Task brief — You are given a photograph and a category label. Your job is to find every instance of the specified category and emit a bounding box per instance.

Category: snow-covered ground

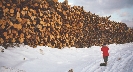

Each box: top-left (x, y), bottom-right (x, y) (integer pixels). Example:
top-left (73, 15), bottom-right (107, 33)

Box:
top-left (0, 43), bottom-right (133, 72)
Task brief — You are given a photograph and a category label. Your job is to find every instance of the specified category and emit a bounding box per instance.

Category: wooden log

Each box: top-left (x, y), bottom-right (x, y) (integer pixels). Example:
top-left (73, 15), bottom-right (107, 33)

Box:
top-left (11, 38), bottom-right (16, 43)
top-left (3, 32), bottom-right (7, 37)
top-left (17, 18), bottom-right (22, 23)
top-left (21, 10), bottom-right (26, 16)
top-left (10, 9), bottom-right (14, 13)
top-left (5, 8), bottom-right (9, 13)
top-left (9, 33), bottom-right (13, 38)
top-left (0, 0), bottom-right (132, 48)
top-left (16, 12), bottom-right (20, 18)
top-left (34, 3), bottom-right (38, 7)
top-left (0, 1), bottom-right (2, 7)
top-left (40, 12), bottom-right (43, 17)
top-left (0, 38), bottom-right (4, 43)
top-left (26, 34), bottom-right (31, 39)
top-left (10, 14), bottom-right (14, 17)
top-left (33, 20), bottom-right (36, 25)
top-left (37, 24), bottom-right (42, 29)
top-left (53, 0), bottom-right (58, 2)
top-left (6, 22), bottom-right (13, 31)
top-left (19, 38), bottom-right (25, 43)
top-left (27, 19), bottom-right (31, 24)
top-left (13, 24), bottom-right (22, 30)
top-left (28, 11), bottom-right (32, 17)
top-left (1, 24), bottom-right (5, 29)
top-left (5, 36), bottom-right (9, 39)
top-left (31, 16), bottom-right (36, 20)
top-left (7, 3), bottom-right (10, 6)
top-left (20, 33), bottom-right (24, 38)
top-left (23, 6), bottom-right (28, 11)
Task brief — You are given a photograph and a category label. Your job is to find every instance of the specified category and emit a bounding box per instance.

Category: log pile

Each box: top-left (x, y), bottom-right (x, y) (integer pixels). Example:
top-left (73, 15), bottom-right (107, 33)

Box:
top-left (0, 0), bottom-right (133, 48)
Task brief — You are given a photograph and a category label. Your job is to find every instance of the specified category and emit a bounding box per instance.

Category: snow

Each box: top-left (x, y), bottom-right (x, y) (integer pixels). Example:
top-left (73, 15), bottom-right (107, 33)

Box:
top-left (0, 43), bottom-right (133, 72)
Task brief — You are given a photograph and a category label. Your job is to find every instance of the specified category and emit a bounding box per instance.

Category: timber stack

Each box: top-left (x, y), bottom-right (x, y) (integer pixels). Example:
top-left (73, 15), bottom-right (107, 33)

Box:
top-left (0, 0), bottom-right (133, 48)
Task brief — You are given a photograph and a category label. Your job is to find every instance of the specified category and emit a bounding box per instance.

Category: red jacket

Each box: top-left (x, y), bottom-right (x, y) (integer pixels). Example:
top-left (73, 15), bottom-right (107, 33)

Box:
top-left (101, 46), bottom-right (109, 57)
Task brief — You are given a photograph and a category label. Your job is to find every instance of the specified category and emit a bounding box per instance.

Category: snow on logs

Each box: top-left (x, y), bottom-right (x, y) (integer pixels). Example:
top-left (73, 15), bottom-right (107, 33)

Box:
top-left (0, 0), bottom-right (133, 48)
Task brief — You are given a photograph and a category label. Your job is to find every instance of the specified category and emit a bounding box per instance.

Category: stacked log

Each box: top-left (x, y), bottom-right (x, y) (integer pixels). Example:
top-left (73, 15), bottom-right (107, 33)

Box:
top-left (0, 0), bottom-right (133, 48)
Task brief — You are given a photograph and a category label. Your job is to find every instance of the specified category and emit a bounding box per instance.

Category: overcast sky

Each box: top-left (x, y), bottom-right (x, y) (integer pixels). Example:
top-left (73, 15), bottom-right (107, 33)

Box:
top-left (58, 0), bottom-right (133, 27)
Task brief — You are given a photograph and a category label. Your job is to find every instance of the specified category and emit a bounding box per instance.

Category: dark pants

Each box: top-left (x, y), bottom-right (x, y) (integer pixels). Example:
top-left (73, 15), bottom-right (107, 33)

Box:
top-left (103, 56), bottom-right (108, 62)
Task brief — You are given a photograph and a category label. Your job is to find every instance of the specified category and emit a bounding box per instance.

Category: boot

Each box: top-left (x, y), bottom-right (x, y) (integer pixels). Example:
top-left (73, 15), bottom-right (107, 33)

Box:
top-left (105, 62), bottom-right (107, 66)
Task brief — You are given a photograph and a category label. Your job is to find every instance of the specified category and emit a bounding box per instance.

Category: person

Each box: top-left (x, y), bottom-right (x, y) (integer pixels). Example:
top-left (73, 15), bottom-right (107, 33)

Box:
top-left (101, 43), bottom-right (109, 65)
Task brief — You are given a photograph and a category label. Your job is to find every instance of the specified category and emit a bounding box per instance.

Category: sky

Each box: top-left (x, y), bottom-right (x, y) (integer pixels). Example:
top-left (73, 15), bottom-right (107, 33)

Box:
top-left (58, 0), bottom-right (133, 27)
